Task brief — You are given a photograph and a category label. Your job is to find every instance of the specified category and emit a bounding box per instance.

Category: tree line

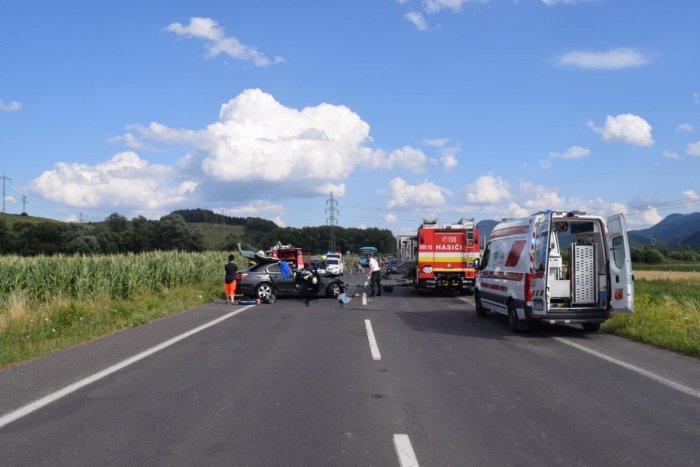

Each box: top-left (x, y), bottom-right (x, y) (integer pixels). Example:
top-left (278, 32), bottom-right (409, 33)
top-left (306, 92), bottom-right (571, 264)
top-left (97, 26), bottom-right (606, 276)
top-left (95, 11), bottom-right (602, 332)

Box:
top-left (0, 213), bottom-right (204, 255)
top-left (0, 209), bottom-right (397, 257)
top-left (631, 244), bottom-right (700, 263)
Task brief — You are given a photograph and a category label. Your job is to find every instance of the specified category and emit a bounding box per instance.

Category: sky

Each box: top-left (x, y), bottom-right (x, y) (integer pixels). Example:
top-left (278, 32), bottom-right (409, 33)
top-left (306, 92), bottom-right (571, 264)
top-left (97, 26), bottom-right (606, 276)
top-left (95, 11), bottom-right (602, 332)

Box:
top-left (1, 0), bottom-right (700, 235)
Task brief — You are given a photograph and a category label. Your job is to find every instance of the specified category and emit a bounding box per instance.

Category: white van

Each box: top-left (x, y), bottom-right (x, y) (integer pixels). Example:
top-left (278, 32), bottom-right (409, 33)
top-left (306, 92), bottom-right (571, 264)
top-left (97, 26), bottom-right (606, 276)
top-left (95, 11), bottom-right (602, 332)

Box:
top-left (325, 253), bottom-right (344, 275)
top-left (474, 211), bottom-right (634, 332)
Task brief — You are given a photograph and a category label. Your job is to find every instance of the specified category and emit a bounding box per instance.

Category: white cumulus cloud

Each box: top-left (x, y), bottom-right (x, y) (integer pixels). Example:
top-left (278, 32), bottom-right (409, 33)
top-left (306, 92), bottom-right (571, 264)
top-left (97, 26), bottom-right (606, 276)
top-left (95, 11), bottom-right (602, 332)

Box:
top-left (387, 177), bottom-right (448, 208)
top-left (225, 200), bottom-right (285, 217)
top-left (541, 146), bottom-right (591, 168)
top-left (683, 190), bottom-right (699, 201)
top-left (166, 17), bottom-right (283, 67)
top-left (423, 0), bottom-right (480, 14)
top-left (465, 175), bottom-right (511, 204)
top-left (0, 100), bottom-right (22, 112)
top-left (29, 152), bottom-right (198, 210)
top-left (588, 114), bottom-right (654, 146)
top-left (686, 140), bottom-right (700, 156)
top-left (640, 206), bottom-right (662, 226)
top-left (542, 0), bottom-right (592, 5)
top-left (676, 123), bottom-right (694, 133)
top-left (405, 11), bottom-right (428, 30)
top-left (519, 182), bottom-right (566, 211)
top-left (132, 89), bottom-right (426, 183)
top-left (558, 48), bottom-right (651, 70)
top-left (385, 213), bottom-right (399, 223)
top-left (662, 149), bottom-right (679, 160)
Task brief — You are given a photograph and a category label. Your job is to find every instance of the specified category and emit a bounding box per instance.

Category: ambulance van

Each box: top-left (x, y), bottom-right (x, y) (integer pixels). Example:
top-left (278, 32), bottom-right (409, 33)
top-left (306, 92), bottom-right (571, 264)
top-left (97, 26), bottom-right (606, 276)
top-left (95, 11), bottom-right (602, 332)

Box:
top-left (474, 211), bottom-right (634, 332)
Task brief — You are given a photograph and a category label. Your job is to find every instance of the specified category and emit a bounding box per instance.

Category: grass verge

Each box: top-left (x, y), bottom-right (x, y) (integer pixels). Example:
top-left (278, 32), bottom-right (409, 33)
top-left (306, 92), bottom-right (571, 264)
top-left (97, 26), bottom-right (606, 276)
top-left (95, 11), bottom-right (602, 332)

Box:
top-left (602, 279), bottom-right (700, 358)
top-left (0, 280), bottom-right (220, 369)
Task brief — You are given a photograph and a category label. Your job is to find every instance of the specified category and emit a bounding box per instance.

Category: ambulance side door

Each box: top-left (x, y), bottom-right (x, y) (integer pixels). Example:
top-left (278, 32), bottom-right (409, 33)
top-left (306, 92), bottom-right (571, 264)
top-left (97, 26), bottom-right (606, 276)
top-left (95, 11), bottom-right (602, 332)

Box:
top-left (531, 214), bottom-right (550, 315)
top-left (607, 214), bottom-right (634, 312)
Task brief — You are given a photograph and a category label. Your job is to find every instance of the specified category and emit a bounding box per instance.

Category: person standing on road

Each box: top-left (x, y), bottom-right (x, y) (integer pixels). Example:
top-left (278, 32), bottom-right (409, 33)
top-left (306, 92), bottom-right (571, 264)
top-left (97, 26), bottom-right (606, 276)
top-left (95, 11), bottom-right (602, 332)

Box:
top-left (295, 265), bottom-right (321, 306)
top-left (367, 252), bottom-right (382, 297)
top-left (225, 254), bottom-right (239, 304)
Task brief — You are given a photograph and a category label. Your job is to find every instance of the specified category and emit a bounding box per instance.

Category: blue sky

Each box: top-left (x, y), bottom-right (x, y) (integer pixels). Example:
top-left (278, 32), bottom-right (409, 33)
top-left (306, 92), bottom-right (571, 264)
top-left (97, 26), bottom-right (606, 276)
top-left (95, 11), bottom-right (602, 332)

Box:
top-left (2, 0), bottom-right (699, 234)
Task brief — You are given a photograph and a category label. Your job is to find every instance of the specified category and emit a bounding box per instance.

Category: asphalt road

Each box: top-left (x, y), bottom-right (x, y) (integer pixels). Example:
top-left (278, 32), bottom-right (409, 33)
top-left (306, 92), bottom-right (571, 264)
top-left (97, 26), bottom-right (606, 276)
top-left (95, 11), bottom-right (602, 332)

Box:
top-left (1, 272), bottom-right (699, 466)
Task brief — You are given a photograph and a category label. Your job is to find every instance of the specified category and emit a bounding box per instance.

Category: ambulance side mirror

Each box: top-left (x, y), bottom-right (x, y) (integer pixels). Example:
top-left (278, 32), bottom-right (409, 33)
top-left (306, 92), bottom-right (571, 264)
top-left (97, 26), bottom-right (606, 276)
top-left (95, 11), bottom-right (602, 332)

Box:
top-left (473, 259), bottom-right (480, 269)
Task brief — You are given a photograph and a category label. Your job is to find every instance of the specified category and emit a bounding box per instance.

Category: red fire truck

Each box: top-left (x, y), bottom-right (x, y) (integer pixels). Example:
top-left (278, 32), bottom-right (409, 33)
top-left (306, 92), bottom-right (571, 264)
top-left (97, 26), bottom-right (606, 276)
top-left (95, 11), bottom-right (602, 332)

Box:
top-left (414, 218), bottom-right (480, 294)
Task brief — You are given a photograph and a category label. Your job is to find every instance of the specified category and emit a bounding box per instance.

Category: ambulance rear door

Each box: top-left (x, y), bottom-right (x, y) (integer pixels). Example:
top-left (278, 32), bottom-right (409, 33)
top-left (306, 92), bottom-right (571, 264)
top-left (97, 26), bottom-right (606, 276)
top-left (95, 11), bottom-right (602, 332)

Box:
top-left (531, 213), bottom-right (550, 316)
top-left (606, 214), bottom-right (634, 312)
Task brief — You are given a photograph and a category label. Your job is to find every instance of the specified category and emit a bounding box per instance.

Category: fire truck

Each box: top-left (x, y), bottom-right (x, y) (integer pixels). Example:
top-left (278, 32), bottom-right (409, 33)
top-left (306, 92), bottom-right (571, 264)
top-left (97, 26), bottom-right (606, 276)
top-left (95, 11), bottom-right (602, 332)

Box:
top-left (413, 218), bottom-right (480, 294)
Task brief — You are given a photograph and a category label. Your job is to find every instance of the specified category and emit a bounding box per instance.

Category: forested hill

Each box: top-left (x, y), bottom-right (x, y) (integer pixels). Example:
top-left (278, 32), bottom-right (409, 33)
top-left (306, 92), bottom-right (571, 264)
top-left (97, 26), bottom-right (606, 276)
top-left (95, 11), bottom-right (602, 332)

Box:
top-left (0, 210), bottom-right (396, 256)
top-left (171, 209), bottom-right (276, 229)
top-left (629, 212), bottom-right (700, 247)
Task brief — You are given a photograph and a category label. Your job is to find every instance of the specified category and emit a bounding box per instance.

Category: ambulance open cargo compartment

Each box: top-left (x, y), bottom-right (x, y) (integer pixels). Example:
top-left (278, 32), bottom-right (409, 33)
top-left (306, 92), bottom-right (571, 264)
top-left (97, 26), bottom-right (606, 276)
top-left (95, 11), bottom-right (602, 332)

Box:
top-left (572, 243), bottom-right (596, 305)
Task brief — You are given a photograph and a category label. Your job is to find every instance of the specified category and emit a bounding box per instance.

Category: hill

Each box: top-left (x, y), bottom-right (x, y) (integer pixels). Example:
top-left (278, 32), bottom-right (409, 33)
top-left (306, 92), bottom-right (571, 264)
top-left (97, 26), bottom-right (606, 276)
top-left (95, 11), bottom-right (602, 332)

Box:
top-left (476, 220), bottom-right (498, 243)
top-left (629, 212), bottom-right (700, 247)
top-left (0, 212), bottom-right (62, 227)
top-left (190, 223), bottom-right (245, 250)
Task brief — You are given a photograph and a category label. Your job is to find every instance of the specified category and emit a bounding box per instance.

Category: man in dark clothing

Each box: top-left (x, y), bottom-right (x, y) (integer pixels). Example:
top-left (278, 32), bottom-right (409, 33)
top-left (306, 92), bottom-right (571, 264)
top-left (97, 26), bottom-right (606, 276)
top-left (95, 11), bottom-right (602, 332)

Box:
top-left (367, 252), bottom-right (382, 297)
top-left (295, 266), bottom-right (321, 306)
top-left (225, 254), bottom-right (239, 304)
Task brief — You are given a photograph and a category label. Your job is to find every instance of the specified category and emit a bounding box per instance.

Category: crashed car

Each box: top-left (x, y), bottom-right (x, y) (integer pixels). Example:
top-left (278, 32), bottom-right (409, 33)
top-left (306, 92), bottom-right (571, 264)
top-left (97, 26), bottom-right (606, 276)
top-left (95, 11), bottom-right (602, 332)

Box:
top-left (236, 259), bottom-right (344, 301)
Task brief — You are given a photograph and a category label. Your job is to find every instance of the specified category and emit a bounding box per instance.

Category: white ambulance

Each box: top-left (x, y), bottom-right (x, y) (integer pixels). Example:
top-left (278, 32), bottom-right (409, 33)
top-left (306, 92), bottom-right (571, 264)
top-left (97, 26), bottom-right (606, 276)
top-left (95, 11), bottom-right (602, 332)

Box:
top-left (474, 210), bottom-right (634, 332)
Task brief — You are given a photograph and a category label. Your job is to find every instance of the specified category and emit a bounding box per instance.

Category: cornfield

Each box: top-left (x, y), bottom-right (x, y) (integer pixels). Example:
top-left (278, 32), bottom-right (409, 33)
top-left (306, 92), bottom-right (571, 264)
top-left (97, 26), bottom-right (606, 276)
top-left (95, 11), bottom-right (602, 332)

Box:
top-left (0, 251), bottom-right (231, 307)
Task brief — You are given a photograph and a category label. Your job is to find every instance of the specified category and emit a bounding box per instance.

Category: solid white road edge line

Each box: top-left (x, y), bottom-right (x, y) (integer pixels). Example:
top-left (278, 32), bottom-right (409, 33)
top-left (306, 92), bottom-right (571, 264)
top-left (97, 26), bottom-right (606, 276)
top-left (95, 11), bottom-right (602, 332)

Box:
top-left (393, 434), bottom-right (420, 467)
top-left (364, 319), bottom-right (381, 361)
top-left (554, 337), bottom-right (700, 399)
top-left (0, 305), bottom-right (255, 430)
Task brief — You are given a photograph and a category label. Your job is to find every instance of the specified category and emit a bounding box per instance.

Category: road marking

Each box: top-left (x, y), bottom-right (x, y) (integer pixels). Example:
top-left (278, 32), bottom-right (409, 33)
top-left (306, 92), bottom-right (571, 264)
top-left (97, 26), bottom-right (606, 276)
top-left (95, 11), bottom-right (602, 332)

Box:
top-left (364, 319), bottom-right (381, 360)
top-left (554, 337), bottom-right (700, 399)
top-left (458, 297), bottom-right (475, 305)
top-left (0, 305), bottom-right (255, 430)
top-left (393, 434), bottom-right (420, 467)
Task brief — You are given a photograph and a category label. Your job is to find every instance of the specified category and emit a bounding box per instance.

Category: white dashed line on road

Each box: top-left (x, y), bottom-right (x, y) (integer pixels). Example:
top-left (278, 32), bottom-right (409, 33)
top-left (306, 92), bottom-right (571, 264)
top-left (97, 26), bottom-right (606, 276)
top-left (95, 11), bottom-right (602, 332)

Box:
top-left (0, 305), bottom-right (255, 430)
top-left (365, 319), bottom-right (382, 361)
top-left (554, 337), bottom-right (700, 399)
top-left (393, 434), bottom-right (420, 467)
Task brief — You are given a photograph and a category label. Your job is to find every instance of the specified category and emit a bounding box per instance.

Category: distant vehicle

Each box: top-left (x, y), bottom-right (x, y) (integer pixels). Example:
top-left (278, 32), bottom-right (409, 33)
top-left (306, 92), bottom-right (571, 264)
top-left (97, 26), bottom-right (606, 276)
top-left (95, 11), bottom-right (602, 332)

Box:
top-left (324, 256), bottom-right (344, 275)
top-left (236, 259), bottom-right (343, 301)
top-left (386, 259), bottom-right (398, 274)
top-left (358, 246), bottom-right (378, 267)
top-left (475, 210), bottom-right (634, 332)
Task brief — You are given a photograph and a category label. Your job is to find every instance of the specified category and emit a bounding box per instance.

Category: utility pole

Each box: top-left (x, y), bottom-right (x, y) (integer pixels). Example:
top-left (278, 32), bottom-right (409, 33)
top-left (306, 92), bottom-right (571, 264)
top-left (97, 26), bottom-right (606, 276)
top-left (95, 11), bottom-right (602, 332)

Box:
top-left (325, 192), bottom-right (339, 252)
top-left (1, 171), bottom-right (10, 213)
top-left (21, 194), bottom-right (27, 215)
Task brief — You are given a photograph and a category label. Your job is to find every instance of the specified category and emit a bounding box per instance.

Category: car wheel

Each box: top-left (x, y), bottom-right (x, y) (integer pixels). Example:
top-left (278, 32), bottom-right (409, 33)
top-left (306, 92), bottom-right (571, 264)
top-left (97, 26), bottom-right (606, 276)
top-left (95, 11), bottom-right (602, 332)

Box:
top-left (582, 323), bottom-right (600, 332)
top-left (255, 283), bottom-right (274, 300)
top-left (327, 282), bottom-right (341, 298)
top-left (475, 292), bottom-right (487, 317)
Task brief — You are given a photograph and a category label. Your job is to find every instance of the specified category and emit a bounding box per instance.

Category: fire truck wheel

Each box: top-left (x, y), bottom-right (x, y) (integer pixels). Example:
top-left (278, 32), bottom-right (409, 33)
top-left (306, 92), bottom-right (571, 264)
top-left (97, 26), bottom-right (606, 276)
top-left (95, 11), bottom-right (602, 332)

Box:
top-left (507, 300), bottom-right (528, 333)
top-left (475, 293), bottom-right (487, 317)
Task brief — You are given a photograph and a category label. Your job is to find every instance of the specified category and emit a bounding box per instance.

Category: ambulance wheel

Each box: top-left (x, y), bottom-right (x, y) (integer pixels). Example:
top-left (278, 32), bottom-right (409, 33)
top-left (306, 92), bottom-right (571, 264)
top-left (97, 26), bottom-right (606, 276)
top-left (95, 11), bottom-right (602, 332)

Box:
top-left (475, 293), bottom-right (487, 317)
top-left (507, 301), bottom-right (528, 333)
top-left (582, 323), bottom-right (600, 332)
